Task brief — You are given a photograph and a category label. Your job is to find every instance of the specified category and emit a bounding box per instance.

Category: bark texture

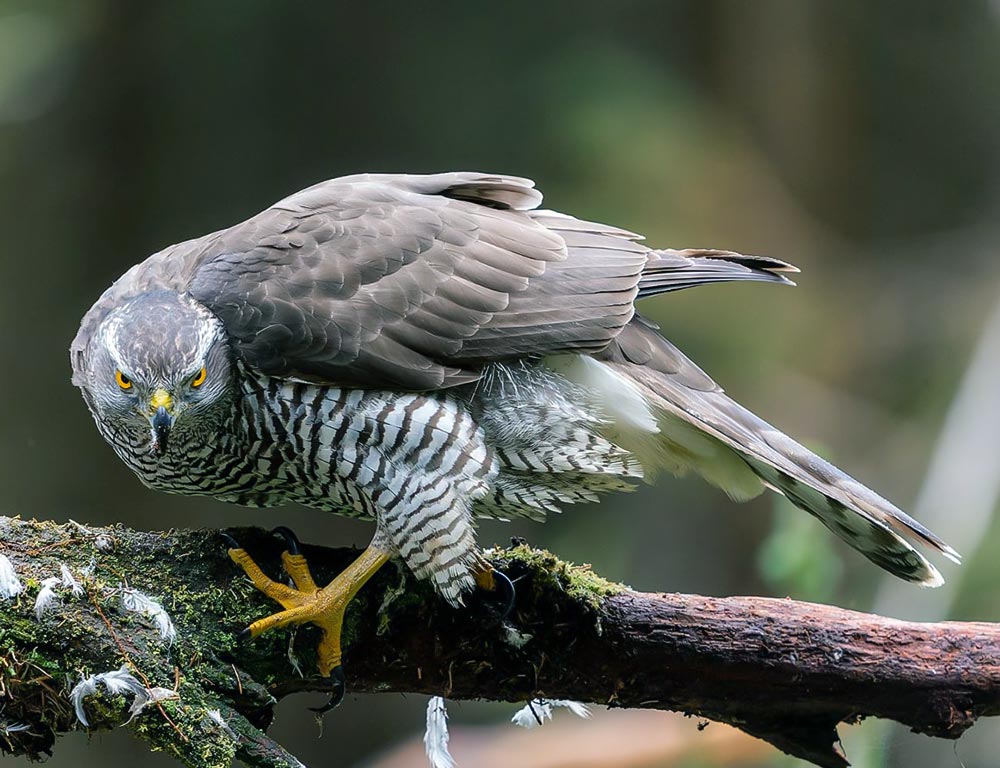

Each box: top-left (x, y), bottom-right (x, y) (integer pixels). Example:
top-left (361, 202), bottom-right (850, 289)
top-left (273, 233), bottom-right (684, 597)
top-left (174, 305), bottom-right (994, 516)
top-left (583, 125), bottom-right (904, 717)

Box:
top-left (0, 516), bottom-right (995, 768)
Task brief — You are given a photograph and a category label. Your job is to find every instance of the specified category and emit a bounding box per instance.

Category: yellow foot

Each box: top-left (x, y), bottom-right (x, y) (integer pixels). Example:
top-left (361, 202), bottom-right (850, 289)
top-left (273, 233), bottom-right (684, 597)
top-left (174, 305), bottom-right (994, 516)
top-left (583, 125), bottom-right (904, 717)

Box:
top-left (472, 560), bottom-right (517, 618)
top-left (473, 563), bottom-right (496, 591)
top-left (221, 528), bottom-right (389, 711)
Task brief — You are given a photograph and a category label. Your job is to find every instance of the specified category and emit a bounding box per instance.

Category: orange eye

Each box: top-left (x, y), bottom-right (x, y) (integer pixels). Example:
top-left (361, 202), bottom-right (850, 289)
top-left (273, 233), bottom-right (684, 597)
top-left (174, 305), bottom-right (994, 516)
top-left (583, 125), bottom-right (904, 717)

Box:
top-left (191, 367), bottom-right (207, 388)
top-left (115, 370), bottom-right (132, 390)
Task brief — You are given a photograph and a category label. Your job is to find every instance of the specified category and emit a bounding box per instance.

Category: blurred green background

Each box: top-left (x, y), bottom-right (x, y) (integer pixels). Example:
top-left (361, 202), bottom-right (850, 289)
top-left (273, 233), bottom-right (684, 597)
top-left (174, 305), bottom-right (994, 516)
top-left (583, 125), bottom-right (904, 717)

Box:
top-left (3, 1), bottom-right (1000, 766)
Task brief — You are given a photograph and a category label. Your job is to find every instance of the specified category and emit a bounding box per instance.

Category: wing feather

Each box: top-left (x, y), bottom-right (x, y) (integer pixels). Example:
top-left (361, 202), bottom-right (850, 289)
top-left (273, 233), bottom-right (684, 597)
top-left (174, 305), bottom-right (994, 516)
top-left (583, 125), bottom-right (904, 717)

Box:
top-left (181, 173), bottom-right (646, 388)
top-left (72, 172), bottom-right (795, 392)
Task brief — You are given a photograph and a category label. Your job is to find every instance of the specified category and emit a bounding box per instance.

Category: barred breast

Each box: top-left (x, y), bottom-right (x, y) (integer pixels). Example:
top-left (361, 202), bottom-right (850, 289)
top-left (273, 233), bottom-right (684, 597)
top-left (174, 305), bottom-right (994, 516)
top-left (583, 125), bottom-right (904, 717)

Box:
top-left (239, 361), bottom-right (641, 602)
top-left (235, 373), bottom-right (494, 601)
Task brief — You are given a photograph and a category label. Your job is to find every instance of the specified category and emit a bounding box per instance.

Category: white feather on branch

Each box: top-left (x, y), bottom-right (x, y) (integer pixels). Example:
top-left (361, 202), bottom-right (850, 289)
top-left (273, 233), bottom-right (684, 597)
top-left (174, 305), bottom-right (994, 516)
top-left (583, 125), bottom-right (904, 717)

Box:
top-left (121, 588), bottom-right (176, 644)
top-left (0, 555), bottom-right (23, 600)
top-left (69, 666), bottom-right (177, 727)
top-left (60, 564), bottom-right (84, 597)
top-left (34, 578), bottom-right (61, 620)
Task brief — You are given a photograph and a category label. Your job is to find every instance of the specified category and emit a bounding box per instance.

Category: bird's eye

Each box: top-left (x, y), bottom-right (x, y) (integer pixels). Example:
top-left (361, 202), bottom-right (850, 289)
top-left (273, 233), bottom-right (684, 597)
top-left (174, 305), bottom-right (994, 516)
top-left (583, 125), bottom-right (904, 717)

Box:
top-left (115, 370), bottom-right (132, 390)
top-left (191, 367), bottom-right (207, 388)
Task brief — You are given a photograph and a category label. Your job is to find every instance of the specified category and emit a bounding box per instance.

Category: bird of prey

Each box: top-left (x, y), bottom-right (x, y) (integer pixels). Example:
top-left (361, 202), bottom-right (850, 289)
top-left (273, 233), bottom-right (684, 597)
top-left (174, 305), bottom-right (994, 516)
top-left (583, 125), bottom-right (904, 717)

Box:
top-left (71, 172), bottom-right (959, 706)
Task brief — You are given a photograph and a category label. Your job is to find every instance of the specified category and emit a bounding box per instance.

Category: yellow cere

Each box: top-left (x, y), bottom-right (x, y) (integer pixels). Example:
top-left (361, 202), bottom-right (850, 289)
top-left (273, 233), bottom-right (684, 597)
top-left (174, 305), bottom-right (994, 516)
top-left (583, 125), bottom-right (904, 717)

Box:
top-left (150, 389), bottom-right (174, 412)
top-left (191, 366), bottom-right (207, 388)
top-left (115, 370), bottom-right (132, 390)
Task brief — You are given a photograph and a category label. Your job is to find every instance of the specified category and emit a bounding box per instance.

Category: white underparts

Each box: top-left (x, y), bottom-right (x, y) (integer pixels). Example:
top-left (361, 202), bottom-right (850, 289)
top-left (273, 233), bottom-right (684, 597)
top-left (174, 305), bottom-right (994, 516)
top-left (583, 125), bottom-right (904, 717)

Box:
top-left (547, 355), bottom-right (767, 501)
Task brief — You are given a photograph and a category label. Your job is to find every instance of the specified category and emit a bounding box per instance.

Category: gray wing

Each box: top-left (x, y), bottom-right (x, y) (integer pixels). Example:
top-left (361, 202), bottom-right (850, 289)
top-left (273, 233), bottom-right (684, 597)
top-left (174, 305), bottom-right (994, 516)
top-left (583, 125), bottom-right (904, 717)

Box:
top-left (72, 172), bottom-right (793, 391)
top-left (189, 172), bottom-right (657, 389)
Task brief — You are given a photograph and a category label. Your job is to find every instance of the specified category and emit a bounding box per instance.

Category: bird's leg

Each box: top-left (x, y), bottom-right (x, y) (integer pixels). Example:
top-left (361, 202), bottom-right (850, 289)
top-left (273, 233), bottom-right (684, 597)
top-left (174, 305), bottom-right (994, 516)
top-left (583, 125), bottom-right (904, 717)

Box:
top-left (472, 561), bottom-right (517, 619)
top-left (223, 530), bottom-right (389, 709)
top-left (473, 565), bottom-right (496, 591)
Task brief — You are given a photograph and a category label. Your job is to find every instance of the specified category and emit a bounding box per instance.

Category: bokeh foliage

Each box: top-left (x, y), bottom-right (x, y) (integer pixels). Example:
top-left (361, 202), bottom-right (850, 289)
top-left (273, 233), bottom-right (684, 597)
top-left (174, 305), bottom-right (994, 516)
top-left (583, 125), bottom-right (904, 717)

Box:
top-left (2, 2), bottom-right (1000, 766)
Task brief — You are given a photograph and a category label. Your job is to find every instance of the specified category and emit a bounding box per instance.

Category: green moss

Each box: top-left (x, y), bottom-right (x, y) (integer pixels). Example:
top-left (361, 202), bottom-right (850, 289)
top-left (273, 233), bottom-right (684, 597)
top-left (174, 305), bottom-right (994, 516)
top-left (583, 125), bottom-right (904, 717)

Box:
top-left (499, 545), bottom-right (626, 610)
top-left (374, 565), bottom-right (424, 637)
top-left (0, 518), bottom-right (638, 767)
top-left (132, 699), bottom-right (238, 767)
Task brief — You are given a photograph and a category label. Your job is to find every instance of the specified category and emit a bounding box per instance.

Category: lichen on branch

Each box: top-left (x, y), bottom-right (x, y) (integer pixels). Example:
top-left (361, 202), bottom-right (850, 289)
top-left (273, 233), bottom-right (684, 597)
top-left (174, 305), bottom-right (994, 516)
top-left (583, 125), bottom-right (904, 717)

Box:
top-left (0, 515), bottom-right (997, 768)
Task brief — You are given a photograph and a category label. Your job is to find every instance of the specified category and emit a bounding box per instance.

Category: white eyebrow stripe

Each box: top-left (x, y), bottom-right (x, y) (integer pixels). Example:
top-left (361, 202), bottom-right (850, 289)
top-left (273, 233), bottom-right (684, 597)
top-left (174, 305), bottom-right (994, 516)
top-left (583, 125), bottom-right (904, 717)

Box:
top-left (101, 313), bottom-right (131, 376)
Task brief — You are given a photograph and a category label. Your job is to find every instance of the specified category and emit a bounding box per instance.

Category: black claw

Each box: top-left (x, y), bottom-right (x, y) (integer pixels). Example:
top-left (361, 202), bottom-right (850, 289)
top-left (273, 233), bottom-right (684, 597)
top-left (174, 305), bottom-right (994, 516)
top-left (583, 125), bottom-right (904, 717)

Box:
top-left (220, 531), bottom-right (241, 550)
top-left (309, 666), bottom-right (346, 714)
top-left (237, 627), bottom-right (251, 641)
top-left (492, 569), bottom-right (516, 620)
top-left (271, 526), bottom-right (302, 555)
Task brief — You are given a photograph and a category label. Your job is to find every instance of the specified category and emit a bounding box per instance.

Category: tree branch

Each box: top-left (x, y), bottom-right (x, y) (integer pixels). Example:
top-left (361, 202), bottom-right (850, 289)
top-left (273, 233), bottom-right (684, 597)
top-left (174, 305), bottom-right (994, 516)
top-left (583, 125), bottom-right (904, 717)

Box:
top-left (0, 516), bottom-right (996, 768)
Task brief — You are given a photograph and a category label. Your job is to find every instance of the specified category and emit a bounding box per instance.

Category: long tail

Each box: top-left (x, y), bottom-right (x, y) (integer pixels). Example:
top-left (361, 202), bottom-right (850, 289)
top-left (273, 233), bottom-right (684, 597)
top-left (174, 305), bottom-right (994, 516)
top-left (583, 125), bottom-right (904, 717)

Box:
top-left (589, 318), bottom-right (960, 586)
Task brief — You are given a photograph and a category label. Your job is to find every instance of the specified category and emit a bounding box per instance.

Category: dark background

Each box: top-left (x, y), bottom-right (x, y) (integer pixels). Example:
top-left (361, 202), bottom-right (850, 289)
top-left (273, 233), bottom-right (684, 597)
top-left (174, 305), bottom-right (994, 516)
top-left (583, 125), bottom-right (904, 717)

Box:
top-left (2, 2), bottom-right (1000, 767)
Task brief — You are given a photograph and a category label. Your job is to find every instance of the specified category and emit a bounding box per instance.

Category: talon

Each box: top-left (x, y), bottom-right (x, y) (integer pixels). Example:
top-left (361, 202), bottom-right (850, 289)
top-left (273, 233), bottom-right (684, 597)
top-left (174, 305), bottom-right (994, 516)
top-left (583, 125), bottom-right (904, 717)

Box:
top-left (492, 569), bottom-right (516, 620)
top-left (271, 526), bottom-right (302, 555)
top-left (227, 542), bottom-right (389, 693)
top-left (309, 666), bottom-right (346, 714)
top-left (220, 531), bottom-right (241, 550)
top-left (237, 627), bottom-right (252, 641)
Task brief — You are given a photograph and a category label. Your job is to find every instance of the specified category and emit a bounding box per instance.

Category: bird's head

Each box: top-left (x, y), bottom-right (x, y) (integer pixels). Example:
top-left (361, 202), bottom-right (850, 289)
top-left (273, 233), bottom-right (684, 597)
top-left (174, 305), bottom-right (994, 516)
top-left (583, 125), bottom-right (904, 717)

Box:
top-left (80, 290), bottom-right (234, 457)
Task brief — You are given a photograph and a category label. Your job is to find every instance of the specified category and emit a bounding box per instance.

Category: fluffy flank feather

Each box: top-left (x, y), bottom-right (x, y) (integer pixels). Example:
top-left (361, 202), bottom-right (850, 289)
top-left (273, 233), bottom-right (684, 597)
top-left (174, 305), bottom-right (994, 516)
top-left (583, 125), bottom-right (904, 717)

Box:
top-left (466, 361), bottom-right (645, 521)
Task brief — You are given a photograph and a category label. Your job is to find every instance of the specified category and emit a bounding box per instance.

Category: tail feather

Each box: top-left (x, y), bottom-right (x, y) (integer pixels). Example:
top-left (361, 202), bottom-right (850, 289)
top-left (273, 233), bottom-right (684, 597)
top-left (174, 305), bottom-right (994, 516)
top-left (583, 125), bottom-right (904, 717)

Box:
top-left (591, 320), bottom-right (959, 587)
top-left (638, 249), bottom-right (799, 298)
top-left (633, 364), bottom-right (957, 585)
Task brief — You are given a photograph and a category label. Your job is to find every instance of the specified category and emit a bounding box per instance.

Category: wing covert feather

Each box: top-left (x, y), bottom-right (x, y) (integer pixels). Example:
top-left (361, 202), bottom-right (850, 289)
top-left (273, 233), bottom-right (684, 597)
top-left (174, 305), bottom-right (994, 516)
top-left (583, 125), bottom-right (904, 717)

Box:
top-left (184, 173), bottom-right (647, 389)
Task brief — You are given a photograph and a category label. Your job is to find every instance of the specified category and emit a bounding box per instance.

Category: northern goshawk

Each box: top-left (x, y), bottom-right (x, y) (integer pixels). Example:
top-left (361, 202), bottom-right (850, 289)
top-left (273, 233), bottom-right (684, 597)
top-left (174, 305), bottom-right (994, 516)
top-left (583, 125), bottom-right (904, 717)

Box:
top-left (71, 172), bottom-right (958, 705)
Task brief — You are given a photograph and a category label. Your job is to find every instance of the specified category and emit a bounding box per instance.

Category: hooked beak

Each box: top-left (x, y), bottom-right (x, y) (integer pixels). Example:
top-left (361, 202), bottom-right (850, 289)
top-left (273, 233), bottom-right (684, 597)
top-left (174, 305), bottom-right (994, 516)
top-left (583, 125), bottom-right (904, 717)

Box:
top-left (149, 389), bottom-right (174, 456)
top-left (151, 407), bottom-right (173, 456)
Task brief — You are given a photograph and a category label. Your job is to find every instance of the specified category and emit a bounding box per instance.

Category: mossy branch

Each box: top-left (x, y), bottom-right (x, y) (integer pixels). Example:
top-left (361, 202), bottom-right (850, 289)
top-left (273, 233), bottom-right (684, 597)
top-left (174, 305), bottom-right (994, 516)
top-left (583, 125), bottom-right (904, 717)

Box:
top-left (0, 516), bottom-right (997, 768)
